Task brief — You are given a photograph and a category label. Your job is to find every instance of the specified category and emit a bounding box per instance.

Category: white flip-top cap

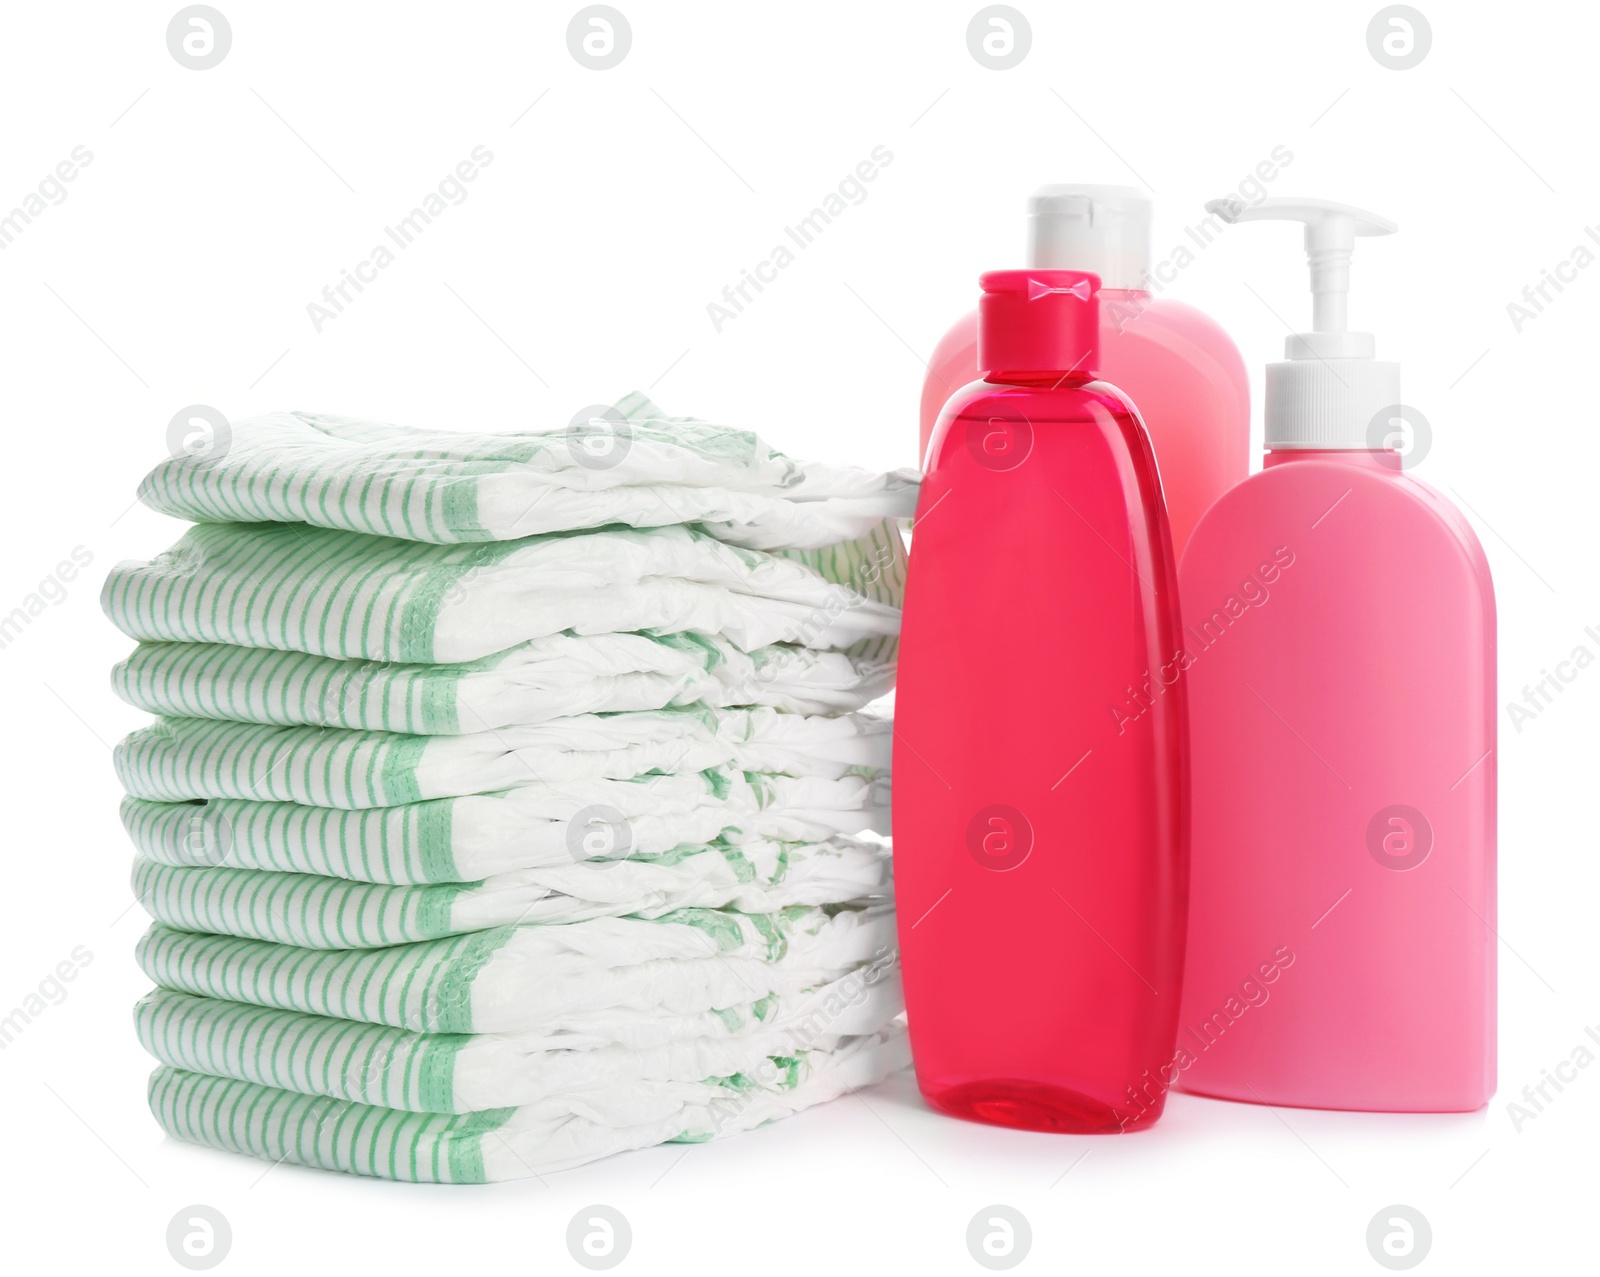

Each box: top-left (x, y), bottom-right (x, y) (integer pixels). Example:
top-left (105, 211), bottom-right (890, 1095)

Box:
top-left (1028, 185), bottom-right (1151, 290)
top-left (1206, 195), bottom-right (1400, 450)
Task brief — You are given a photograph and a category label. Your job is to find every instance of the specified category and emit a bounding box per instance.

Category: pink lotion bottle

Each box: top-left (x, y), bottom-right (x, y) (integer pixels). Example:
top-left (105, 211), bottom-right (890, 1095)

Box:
top-left (1176, 198), bottom-right (1496, 1112)
top-left (920, 185), bottom-right (1249, 559)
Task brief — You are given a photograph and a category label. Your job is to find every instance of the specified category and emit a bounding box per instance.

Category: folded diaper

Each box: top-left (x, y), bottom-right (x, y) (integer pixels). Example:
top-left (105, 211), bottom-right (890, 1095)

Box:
top-left (148, 1022), bottom-right (910, 1182)
top-left (131, 834), bottom-right (892, 946)
top-left (136, 904), bottom-right (895, 1033)
top-left (114, 707), bottom-right (891, 808)
top-left (136, 961), bottom-right (902, 1111)
top-left (137, 392), bottom-right (920, 551)
top-left (102, 519), bottom-right (904, 664)
top-left (121, 769), bottom-right (889, 883)
top-left (145, 945), bottom-right (896, 1064)
top-left (112, 633), bottom-right (893, 734)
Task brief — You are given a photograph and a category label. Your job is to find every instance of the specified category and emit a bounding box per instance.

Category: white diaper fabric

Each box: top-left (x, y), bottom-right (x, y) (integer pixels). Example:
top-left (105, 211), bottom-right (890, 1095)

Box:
top-left (139, 392), bottom-right (920, 550)
top-left (132, 835), bottom-right (893, 946)
top-left (149, 1023), bottom-right (910, 1183)
top-left (112, 633), bottom-right (893, 733)
top-left (114, 707), bottom-right (891, 807)
top-left (122, 770), bottom-right (890, 884)
top-left (136, 904), bottom-right (896, 1033)
top-left (138, 963), bottom-right (903, 1112)
top-left (103, 520), bottom-right (904, 664)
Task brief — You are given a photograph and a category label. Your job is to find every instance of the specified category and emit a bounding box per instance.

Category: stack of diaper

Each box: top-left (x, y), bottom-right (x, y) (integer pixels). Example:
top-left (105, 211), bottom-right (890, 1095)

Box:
top-left (105, 394), bottom-right (918, 1182)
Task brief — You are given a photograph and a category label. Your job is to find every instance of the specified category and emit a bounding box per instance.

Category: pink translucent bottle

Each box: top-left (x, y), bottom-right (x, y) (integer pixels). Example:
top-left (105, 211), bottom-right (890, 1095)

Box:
top-left (1176, 198), bottom-right (1496, 1111)
top-left (919, 186), bottom-right (1249, 560)
top-left (894, 270), bottom-right (1189, 1134)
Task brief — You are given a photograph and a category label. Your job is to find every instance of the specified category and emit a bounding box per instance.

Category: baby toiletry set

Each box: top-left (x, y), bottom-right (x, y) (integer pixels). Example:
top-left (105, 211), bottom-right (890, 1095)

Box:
top-left (896, 189), bottom-right (1496, 1130)
top-left (109, 184), bottom-right (1496, 1180)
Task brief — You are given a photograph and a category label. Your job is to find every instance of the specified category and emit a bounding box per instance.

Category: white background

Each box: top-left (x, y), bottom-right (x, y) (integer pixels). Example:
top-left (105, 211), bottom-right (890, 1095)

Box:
top-left (1, 0), bottom-right (1595, 1272)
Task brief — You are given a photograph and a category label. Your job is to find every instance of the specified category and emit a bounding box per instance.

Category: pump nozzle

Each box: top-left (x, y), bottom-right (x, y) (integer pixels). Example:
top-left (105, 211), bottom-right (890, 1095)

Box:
top-left (1206, 196), bottom-right (1395, 355)
top-left (1206, 195), bottom-right (1401, 450)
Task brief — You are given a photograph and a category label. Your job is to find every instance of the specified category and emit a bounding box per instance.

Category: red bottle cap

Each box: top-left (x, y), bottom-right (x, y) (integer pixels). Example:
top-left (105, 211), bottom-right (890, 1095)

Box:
top-left (977, 269), bottom-right (1100, 378)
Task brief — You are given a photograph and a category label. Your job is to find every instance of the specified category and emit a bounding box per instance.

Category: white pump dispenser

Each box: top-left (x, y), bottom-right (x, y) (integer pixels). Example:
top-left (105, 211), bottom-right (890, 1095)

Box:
top-left (1206, 196), bottom-right (1399, 450)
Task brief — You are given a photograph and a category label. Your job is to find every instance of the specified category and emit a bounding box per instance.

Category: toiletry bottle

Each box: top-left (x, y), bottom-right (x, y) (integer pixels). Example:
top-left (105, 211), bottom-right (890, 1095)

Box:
top-left (1176, 198), bottom-right (1496, 1112)
top-left (919, 186), bottom-right (1250, 559)
top-left (895, 270), bottom-right (1189, 1134)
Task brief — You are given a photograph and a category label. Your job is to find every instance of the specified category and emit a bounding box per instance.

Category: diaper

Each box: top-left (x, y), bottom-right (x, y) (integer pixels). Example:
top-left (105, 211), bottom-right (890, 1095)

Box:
top-left (120, 769), bottom-right (890, 883)
top-left (135, 904), bottom-right (896, 1033)
top-left (131, 835), bottom-right (893, 947)
top-left (136, 956), bottom-right (901, 1111)
top-left (112, 633), bottom-right (895, 733)
top-left (147, 1022), bottom-right (911, 1182)
top-left (148, 950), bottom-right (898, 1062)
top-left (138, 392), bottom-right (920, 551)
top-left (114, 707), bottom-right (892, 808)
top-left (102, 520), bottom-right (904, 664)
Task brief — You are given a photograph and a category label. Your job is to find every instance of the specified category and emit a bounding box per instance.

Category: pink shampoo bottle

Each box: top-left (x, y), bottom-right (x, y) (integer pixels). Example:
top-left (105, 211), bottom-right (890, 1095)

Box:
top-left (919, 186), bottom-right (1250, 559)
top-left (895, 270), bottom-right (1188, 1134)
top-left (1176, 198), bottom-right (1496, 1112)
